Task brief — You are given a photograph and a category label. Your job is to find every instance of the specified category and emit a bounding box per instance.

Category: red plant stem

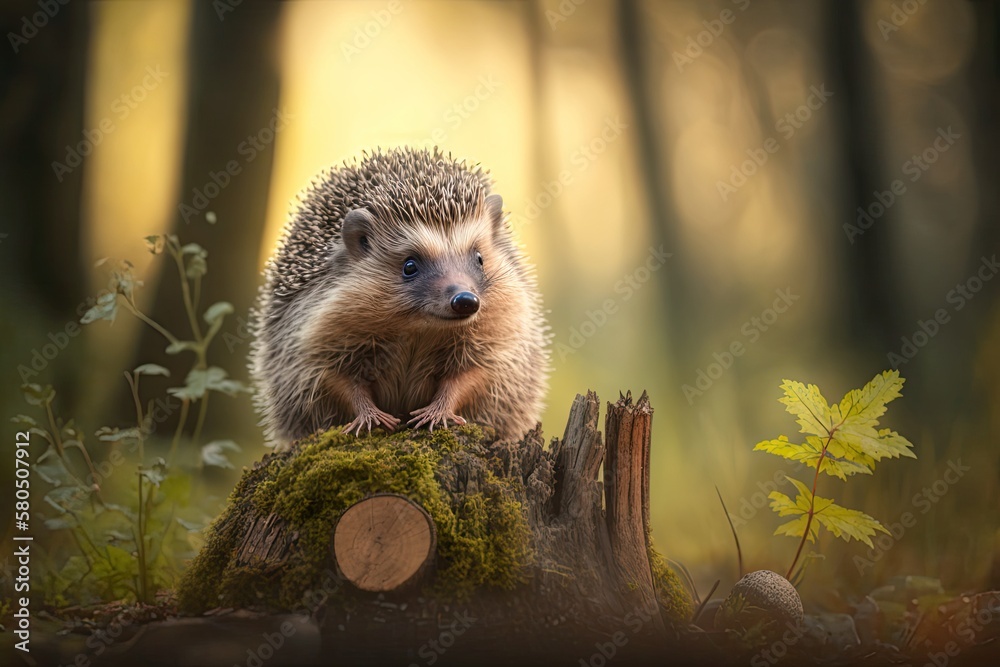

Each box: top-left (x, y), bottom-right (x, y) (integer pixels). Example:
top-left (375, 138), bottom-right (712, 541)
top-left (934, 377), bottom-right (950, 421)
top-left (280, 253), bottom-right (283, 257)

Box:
top-left (785, 432), bottom-right (835, 580)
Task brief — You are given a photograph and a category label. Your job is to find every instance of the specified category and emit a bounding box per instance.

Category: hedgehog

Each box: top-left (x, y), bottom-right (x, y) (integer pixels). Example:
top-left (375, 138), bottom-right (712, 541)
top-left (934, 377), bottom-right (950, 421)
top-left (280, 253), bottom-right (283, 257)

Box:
top-left (250, 147), bottom-right (550, 448)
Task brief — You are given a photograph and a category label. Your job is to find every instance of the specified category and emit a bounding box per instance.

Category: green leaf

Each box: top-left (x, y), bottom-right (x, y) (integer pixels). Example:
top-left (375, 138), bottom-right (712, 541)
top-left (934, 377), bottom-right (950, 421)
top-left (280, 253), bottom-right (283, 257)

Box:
top-left (830, 425), bottom-right (915, 466)
top-left (168, 367), bottom-right (250, 401)
top-left (182, 243), bottom-right (209, 279)
top-left (28, 426), bottom-right (53, 445)
top-left (11, 414), bottom-right (38, 427)
top-left (201, 440), bottom-right (241, 469)
top-left (97, 503), bottom-right (136, 521)
top-left (753, 435), bottom-right (800, 458)
top-left (22, 383), bottom-right (55, 406)
top-left (110, 261), bottom-right (143, 300)
top-left (62, 439), bottom-right (89, 456)
top-left (773, 513), bottom-right (821, 544)
top-left (34, 455), bottom-right (75, 487)
top-left (61, 420), bottom-right (83, 443)
top-left (768, 477), bottom-right (888, 548)
top-left (760, 371), bottom-right (915, 476)
top-left (755, 435), bottom-right (872, 480)
top-left (141, 459), bottom-right (168, 486)
top-left (186, 254), bottom-right (207, 279)
top-left (816, 371), bottom-right (914, 467)
top-left (104, 529), bottom-right (133, 544)
top-left (203, 301), bottom-right (233, 326)
top-left (176, 517), bottom-right (204, 532)
top-left (769, 477), bottom-right (828, 544)
top-left (778, 379), bottom-right (835, 437)
top-left (835, 370), bottom-right (904, 425)
top-left (45, 485), bottom-right (88, 508)
top-left (95, 426), bottom-right (142, 443)
top-left (812, 501), bottom-right (889, 548)
top-left (165, 340), bottom-right (199, 355)
top-left (81, 292), bottom-right (119, 324)
top-left (145, 235), bottom-right (164, 254)
top-left (180, 242), bottom-right (206, 256)
top-left (45, 515), bottom-right (79, 530)
top-left (134, 363), bottom-right (170, 377)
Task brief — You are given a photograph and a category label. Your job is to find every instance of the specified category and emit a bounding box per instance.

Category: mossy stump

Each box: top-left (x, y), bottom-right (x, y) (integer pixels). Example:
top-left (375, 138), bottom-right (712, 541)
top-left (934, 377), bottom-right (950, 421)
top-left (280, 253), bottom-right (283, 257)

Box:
top-left (178, 390), bottom-right (692, 665)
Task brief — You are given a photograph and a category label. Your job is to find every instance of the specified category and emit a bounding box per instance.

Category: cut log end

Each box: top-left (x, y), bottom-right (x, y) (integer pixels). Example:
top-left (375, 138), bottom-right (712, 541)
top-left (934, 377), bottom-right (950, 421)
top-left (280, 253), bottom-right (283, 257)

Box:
top-left (332, 494), bottom-right (436, 593)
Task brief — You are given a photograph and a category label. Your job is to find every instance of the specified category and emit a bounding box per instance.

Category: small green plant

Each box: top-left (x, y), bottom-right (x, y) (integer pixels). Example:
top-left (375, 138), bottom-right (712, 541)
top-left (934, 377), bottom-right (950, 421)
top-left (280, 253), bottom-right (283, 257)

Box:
top-left (81, 233), bottom-right (250, 455)
top-left (754, 370), bottom-right (916, 580)
top-left (14, 381), bottom-right (186, 604)
top-left (12, 229), bottom-right (250, 605)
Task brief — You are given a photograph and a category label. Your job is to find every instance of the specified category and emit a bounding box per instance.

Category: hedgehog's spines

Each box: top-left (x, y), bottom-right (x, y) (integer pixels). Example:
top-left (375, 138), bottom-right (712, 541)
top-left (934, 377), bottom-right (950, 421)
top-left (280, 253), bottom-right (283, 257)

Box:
top-left (251, 146), bottom-right (549, 447)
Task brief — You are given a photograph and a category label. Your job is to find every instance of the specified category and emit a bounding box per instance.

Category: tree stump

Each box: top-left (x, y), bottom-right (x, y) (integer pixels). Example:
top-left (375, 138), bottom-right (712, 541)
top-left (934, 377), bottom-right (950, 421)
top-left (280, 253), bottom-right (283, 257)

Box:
top-left (178, 390), bottom-right (694, 665)
top-left (332, 493), bottom-right (436, 592)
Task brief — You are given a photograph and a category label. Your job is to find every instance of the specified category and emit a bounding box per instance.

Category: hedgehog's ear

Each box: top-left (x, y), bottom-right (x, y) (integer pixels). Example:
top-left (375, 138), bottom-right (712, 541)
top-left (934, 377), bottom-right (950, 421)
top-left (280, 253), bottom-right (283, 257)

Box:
top-left (341, 208), bottom-right (375, 260)
top-left (484, 194), bottom-right (504, 232)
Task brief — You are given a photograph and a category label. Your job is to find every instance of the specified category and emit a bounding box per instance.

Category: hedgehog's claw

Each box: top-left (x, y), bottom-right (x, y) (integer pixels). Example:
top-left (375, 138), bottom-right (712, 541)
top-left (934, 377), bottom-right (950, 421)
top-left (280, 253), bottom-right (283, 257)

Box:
top-left (344, 407), bottom-right (399, 437)
top-left (408, 405), bottom-right (466, 432)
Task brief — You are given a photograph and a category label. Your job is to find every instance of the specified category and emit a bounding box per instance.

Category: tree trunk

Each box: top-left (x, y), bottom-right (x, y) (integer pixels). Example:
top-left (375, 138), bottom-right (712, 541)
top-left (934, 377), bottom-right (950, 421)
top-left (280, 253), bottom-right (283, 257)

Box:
top-left (0, 0), bottom-right (90, 406)
top-left (118, 0), bottom-right (283, 442)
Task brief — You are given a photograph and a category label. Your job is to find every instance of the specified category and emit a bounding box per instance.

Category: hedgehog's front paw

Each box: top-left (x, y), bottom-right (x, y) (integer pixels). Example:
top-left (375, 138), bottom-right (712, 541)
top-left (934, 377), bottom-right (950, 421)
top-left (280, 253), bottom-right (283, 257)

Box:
top-left (344, 406), bottom-right (400, 436)
top-left (408, 403), bottom-right (467, 432)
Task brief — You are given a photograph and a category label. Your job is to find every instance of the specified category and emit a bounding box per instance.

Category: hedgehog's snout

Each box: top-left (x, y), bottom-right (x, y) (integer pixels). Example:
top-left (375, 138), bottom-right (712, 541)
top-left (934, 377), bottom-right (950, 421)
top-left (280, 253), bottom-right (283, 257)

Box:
top-left (450, 291), bottom-right (480, 317)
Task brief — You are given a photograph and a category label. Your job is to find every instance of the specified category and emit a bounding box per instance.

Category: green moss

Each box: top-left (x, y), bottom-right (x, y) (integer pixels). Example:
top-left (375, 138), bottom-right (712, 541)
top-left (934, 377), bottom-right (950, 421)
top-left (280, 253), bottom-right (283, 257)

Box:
top-left (647, 545), bottom-right (693, 622)
top-left (178, 425), bottom-right (532, 612)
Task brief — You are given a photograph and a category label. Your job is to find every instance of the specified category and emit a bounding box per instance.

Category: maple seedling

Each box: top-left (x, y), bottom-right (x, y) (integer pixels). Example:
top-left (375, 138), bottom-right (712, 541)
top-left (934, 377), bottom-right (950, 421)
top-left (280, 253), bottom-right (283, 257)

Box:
top-left (754, 370), bottom-right (916, 580)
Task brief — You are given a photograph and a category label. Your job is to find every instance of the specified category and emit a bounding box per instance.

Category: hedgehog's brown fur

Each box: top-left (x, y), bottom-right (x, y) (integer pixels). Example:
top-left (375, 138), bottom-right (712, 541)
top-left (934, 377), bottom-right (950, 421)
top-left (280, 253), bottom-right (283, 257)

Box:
top-left (250, 147), bottom-right (550, 447)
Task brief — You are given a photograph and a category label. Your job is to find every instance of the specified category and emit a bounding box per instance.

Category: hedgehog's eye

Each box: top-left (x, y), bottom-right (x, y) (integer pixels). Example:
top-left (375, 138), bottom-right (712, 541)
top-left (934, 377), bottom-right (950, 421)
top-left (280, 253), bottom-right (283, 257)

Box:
top-left (475, 251), bottom-right (483, 267)
top-left (359, 236), bottom-right (370, 252)
top-left (402, 258), bottom-right (419, 278)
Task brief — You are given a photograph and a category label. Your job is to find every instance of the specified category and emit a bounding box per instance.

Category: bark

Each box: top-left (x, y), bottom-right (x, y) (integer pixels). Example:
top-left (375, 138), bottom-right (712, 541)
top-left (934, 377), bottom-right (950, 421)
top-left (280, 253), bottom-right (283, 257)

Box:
top-left (227, 390), bottom-right (685, 663)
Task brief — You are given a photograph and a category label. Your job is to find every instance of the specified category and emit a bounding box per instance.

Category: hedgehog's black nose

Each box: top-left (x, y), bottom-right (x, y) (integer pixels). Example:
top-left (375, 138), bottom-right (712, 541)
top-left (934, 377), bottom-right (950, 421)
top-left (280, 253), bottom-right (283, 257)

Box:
top-left (450, 291), bottom-right (480, 316)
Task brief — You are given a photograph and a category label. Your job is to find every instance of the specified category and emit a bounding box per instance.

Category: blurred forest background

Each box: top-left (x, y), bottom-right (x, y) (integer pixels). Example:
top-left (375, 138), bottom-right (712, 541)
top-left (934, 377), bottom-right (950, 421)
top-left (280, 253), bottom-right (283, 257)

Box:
top-left (1, 0), bottom-right (998, 605)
